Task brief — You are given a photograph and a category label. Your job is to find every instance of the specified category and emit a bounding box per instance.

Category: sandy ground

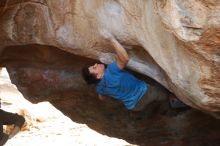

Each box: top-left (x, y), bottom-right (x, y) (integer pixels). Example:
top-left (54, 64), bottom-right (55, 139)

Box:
top-left (0, 68), bottom-right (135, 146)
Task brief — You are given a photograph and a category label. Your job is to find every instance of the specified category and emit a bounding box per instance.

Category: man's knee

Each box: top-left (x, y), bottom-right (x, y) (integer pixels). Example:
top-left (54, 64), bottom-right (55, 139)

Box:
top-left (19, 115), bottom-right (25, 125)
top-left (15, 114), bottom-right (25, 128)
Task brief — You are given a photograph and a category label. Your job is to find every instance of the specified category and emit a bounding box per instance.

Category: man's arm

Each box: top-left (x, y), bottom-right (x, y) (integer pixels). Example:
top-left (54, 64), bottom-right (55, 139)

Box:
top-left (109, 38), bottom-right (129, 69)
top-left (100, 30), bottom-right (129, 69)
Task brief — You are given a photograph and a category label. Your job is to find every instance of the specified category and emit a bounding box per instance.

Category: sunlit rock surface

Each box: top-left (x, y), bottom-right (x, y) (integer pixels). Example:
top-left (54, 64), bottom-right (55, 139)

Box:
top-left (0, 0), bottom-right (219, 118)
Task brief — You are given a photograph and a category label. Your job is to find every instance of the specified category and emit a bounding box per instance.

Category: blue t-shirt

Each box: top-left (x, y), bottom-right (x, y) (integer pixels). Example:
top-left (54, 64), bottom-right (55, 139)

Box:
top-left (96, 62), bottom-right (148, 109)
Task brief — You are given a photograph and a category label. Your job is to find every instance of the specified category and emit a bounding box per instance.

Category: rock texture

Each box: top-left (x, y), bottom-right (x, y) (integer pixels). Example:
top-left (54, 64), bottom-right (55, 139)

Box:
top-left (0, 0), bottom-right (219, 118)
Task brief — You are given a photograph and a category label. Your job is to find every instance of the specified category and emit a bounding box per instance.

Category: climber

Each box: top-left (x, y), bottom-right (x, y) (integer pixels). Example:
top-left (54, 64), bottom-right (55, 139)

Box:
top-left (81, 30), bottom-right (169, 111)
top-left (0, 99), bottom-right (25, 145)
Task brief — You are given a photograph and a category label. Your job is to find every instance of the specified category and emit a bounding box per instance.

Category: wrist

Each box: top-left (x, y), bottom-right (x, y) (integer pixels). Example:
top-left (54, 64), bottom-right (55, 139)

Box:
top-left (109, 38), bottom-right (116, 44)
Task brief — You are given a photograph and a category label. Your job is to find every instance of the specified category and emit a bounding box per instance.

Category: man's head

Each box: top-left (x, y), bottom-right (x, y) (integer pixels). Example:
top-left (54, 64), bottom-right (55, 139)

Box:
top-left (81, 63), bottom-right (105, 85)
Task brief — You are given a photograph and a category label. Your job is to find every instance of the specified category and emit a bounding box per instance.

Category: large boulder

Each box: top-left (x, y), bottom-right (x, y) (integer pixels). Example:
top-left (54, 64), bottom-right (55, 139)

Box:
top-left (0, 0), bottom-right (219, 117)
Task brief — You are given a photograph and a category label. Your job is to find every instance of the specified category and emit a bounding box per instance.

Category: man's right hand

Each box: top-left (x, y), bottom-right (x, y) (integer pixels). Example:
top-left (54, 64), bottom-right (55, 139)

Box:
top-left (100, 29), bottom-right (129, 69)
top-left (100, 29), bottom-right (114, 40)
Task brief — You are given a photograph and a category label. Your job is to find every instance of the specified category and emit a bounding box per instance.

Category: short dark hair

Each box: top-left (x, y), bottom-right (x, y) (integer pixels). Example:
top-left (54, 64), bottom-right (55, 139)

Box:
top-left (81, 65), bottom-right (101, 85)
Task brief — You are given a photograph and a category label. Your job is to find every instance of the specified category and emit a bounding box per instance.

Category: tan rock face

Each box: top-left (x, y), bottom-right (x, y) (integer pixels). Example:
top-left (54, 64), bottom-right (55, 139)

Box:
top-left (0, 0), bottom-right (219, 117)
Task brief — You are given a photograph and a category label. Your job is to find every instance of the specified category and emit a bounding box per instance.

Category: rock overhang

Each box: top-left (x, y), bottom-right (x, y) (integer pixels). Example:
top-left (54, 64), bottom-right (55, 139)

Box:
top-left (0, 0), bottom-right (219, 118)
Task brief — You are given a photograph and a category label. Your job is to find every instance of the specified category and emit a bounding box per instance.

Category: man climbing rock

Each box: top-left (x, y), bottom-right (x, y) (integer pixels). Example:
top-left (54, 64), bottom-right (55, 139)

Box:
top-left (81, 30), bottom-right (168, 111)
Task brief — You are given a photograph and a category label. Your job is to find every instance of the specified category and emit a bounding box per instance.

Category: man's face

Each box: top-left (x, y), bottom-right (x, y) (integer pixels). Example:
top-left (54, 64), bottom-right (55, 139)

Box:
top-left (88, 63), bottom-right (105, 79)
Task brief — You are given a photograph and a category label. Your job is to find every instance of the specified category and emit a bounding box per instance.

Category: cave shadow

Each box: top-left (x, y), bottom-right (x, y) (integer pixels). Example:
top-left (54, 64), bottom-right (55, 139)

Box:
top-left (46, 90), bottom-right (220, 146)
